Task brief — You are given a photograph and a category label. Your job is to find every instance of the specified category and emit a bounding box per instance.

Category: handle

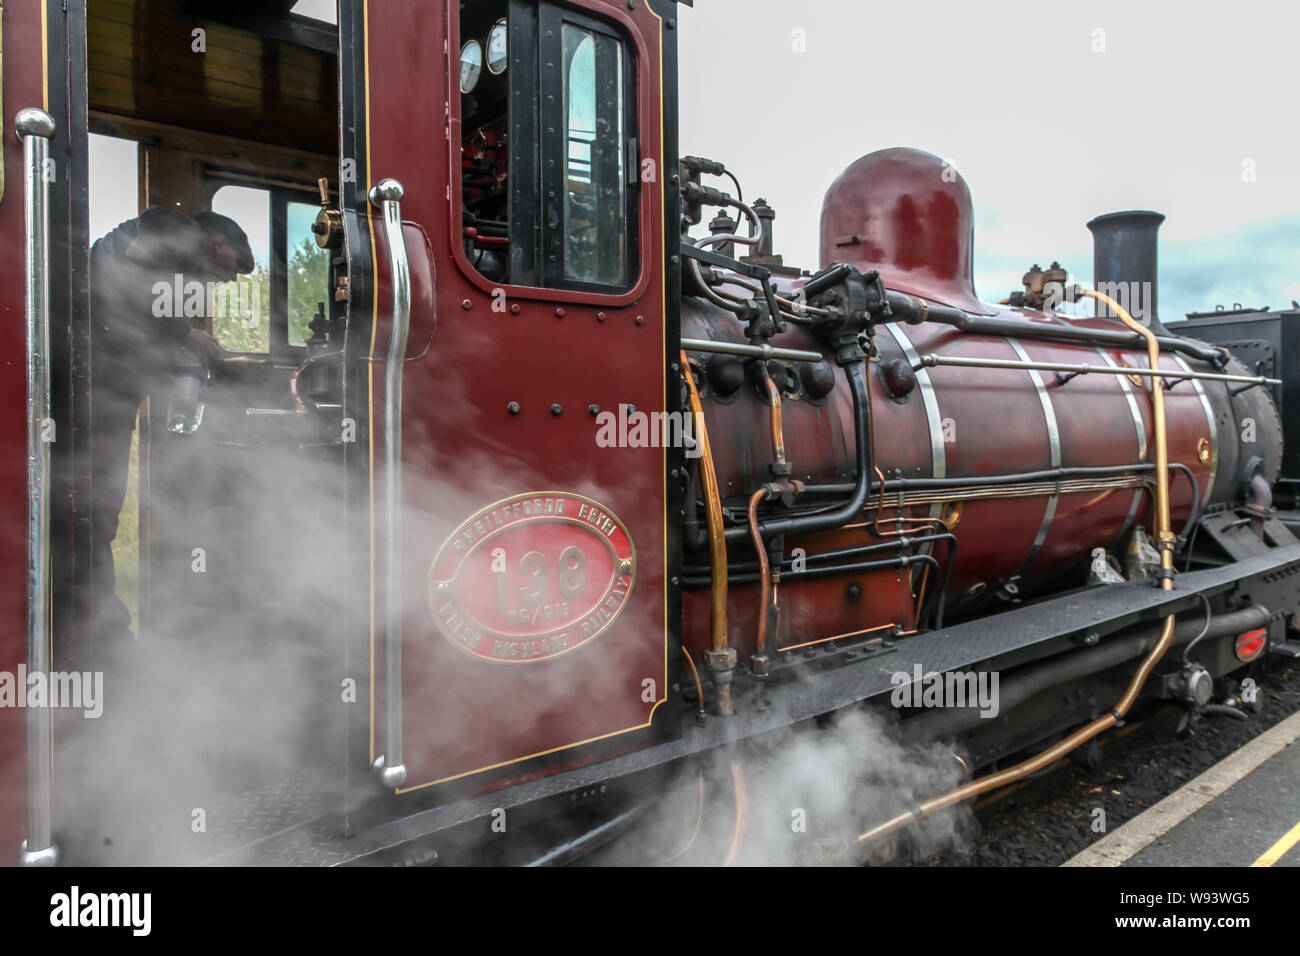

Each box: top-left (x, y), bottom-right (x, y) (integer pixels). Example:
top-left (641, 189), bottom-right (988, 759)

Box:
top-left (369, 178), bottom-right (410, 790)
top-left (15, 107), bottom-right (58, 865)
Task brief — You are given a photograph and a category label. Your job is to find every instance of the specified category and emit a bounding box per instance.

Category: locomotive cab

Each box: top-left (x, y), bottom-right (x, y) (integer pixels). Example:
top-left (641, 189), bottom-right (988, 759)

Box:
top-left (5, 0), bottom-right (683, 864)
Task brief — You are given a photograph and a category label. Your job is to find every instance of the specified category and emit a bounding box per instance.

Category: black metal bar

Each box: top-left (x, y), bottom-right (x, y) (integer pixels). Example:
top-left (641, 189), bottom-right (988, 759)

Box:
top-left (680, 241), bottom-right (772, 280)
top-left (912, 311), bottom-right (1228, 365)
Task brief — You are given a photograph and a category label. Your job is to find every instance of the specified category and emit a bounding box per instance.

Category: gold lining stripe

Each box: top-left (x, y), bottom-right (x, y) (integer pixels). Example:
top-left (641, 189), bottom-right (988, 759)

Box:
top-left (365, 3), bottom-right (670, 794)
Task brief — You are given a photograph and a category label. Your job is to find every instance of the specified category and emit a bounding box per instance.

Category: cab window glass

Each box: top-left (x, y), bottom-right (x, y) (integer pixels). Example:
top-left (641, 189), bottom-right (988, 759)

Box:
top-left (286, 201), bottom-right (330, 346)
top-left (210, 185), bottom-right (271, 353)
top-left (562, 25), bottom-right (626, 287)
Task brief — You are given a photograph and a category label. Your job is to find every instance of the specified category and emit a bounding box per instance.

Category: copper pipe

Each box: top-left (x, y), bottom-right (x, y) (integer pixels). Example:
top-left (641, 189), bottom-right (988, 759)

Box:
top-left (723, 760), bottom-right (749, 867)
top-left (1081, 289), bottom-right (1175, 575)
top-left (681, 644), bottom-right (706, 719)
top-left (682, 352), bottom-right (734, 715)
top-left (779, 622), bottom-right (899, 654)
top-left (748, 488), bottom-right (773, 657)
top-left (856, 614), bottom-right (1176, 848)
top-left (864, 377), bottom-right (943, 538)
top-left (856, 290), bottom-right (1180, 850)
top-left (757, 363), bottom-right (787, 467)
top-left (870, 465), bottom-right (944, 537)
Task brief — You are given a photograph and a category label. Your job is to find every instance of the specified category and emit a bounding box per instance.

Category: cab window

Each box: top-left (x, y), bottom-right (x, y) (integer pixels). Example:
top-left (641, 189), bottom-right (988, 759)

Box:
top-left (457, 1), bottom-right (638, 293)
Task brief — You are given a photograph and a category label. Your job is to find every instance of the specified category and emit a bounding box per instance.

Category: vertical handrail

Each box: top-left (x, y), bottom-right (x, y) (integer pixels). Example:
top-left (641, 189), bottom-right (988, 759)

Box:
top-left (369, 178), bottom-right (409, 790)
top-left (15, 106), bottom-right (58, 865)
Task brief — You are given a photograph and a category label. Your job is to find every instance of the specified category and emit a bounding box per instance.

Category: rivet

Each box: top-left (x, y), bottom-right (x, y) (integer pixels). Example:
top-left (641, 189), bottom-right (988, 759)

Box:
top-left (461, 299), bottom-right (472, 310)
top-left (551, 403), bottom-right (563, 416)
top-left (597, 311), bottom-right (607, 322)
top-left (635, 315), bottom-right (645, 325)
top-left (510, 303), bottom-right (521, 314)
top-left (588, 404), bottom-right (600, 415)
top-left (555, 307), bottom-right (565, 318)
top-left (507, 402), bottom-right (520, 415)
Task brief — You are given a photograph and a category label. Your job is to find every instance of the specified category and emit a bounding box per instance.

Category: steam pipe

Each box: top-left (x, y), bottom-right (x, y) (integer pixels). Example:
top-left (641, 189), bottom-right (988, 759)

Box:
top-left (748, 489), bottom-right (774, 664)
top-left (685, 533), bottom-right (956, 579)
top-left (741, 360), bottom-right (874, 539)
top-left (898, 308), bottom-right (1228, 365)
top-left (370, 178), bottom-right (410, 790)
top-left (909, 353), bottom-right (1277, 387)
top-left (691, 553), bottom-right (940, 587)
top-left (681, 337), bottom-right (823, 364)
top-left (16, 107), bottom-right (58, 867)
top-left (682, 352), bottom-right (735, 716)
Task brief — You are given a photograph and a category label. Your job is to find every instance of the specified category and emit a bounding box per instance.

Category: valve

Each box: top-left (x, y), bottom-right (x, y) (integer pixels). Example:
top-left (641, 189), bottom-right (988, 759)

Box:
top-left (312, 177), bottom-right (344, 250)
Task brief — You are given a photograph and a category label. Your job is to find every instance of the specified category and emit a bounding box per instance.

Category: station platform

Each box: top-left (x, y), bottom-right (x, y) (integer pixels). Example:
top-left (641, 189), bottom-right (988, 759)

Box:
top-left (1065, 710), bottom-right (1300, 867)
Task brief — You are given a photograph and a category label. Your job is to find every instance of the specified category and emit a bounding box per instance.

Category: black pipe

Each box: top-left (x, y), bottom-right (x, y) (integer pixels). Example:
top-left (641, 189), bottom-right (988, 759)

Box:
top-left (896, 309), bottom-right (1225, 365)
top-left (683, 459), bottom-right (707, 552)
top-left (685, 533), bottom-right (955, 578)
top-left (923, 536), bottom-right (955, 631)
top-left (1167, 462), bottom-right (1201, 545)
top-left (720, 359), bottom-right (874, 543)
top-left (900, 604), bottom-right (1270, 741)
top-left (1200, 703), bottom-right (1250, 722)
top-left (882, 290), bottom-right (970, 328)
top-left (683, 552), bottom-right (937, 588)
top-left (797, 462), bottom-right (1155, 500)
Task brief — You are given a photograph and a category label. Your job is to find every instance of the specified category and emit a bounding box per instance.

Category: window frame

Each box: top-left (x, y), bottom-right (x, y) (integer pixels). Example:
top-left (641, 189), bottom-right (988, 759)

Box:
top-left (449, 0), bottom-right (654, 306)
top-left (538, 5), bottom-right (638, 292)
top-left (206, 176), bottom-right (331, 357)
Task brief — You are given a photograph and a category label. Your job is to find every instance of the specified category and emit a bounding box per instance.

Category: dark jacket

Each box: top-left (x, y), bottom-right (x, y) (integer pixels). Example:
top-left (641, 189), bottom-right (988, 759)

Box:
top-left (89, 206), bottom-right (209, 372)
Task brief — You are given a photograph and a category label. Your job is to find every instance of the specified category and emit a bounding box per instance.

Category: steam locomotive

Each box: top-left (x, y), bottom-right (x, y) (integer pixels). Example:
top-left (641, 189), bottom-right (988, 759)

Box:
top-left (2, 0), bottom-right (1297, 866)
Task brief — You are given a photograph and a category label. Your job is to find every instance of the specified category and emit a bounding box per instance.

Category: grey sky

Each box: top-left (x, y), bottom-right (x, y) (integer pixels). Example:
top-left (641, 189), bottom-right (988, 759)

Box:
top-left (678, 0), bottom-right (1300, 319)
top-left (96, 0), bottom-right (1300, 319)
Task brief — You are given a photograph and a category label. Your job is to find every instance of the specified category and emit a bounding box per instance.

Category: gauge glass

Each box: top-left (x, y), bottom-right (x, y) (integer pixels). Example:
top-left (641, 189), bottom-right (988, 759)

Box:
top-left (460, 40), bottom-right (483, 93)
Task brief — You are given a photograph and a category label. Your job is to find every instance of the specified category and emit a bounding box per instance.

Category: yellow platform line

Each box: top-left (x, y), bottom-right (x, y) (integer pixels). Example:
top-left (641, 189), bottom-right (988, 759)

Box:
top-left (1250, 819), bottom-right (1300, 868)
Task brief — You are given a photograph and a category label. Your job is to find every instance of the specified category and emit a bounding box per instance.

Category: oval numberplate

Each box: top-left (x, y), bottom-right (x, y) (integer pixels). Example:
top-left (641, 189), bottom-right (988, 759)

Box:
top-left (427, 492), bottom-right (637, 663)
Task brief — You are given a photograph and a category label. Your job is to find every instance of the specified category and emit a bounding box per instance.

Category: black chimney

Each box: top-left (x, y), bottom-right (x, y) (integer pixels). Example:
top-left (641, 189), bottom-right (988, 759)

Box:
top-left (1086, 210), bottom-right (1167, 333)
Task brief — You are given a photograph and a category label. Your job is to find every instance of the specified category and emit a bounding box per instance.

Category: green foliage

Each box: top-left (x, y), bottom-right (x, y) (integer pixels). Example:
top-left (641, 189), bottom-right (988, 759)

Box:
top-left (208, 237), bottom-right (329, 352)
top-left (211, 266), bottom-right (271, 353)
top-left (289, 236), bottom-right (331, 345)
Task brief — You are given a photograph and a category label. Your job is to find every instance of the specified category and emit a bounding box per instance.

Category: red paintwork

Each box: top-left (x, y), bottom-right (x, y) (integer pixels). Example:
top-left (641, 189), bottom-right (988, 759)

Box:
top-left (820, 147), bottom-right (995, 316)
top-left (0, 2), bottom-right (46, 861)
top-left (363, 0), bottom-right (670, 793)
